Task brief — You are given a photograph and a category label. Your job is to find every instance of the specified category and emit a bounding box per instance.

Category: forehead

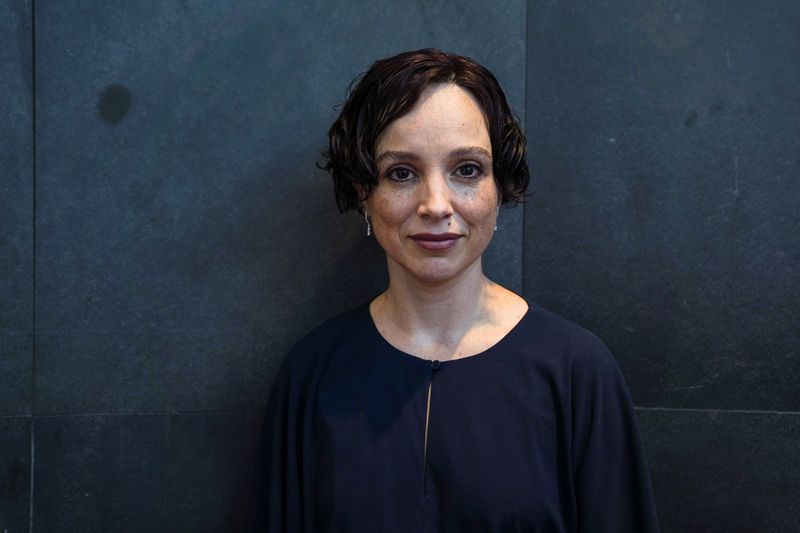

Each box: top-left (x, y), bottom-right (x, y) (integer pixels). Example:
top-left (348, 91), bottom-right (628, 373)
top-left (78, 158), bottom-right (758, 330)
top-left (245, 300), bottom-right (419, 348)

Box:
top-left (375, 83), bottom-right (491, 155)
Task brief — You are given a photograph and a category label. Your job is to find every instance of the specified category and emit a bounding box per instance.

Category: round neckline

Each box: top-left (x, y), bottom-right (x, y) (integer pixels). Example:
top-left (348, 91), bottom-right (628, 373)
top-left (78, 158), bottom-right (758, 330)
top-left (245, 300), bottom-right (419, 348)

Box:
top-left (364, 295), bottom-right (532, 366)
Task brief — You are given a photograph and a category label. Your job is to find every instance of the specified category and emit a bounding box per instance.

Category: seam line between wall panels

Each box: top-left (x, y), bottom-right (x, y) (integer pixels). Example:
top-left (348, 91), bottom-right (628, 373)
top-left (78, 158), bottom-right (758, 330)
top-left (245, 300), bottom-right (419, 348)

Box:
top-left (28, 420), bottom-right (35, 533)
top-left (635, 406), bottom-right (800, 416)
top-left (31, 408), bottom-right (265, 418)
top-left (521, 0), bottom-right (528, 298)
top-left (29, 0), bottom-right (37, 531)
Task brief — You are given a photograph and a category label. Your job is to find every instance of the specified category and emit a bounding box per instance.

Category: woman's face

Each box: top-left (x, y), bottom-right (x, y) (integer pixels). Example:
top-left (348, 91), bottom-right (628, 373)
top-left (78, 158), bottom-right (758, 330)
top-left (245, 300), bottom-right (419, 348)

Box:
top-left (364, 83), bottom-right (500, 286)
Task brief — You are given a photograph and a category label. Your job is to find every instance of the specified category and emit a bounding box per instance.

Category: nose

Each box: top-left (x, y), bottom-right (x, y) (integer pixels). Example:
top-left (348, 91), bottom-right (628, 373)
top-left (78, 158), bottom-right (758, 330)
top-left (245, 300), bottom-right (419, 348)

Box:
top-left (416, 173), bottom-right (453, 221)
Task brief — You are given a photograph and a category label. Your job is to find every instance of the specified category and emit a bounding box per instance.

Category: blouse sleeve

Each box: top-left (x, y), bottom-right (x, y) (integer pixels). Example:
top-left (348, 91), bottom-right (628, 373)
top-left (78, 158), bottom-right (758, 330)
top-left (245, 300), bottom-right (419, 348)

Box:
top-left (569, 337), bottom-right (660, 532)
top-left (246, 349), bottom-right (305, 532)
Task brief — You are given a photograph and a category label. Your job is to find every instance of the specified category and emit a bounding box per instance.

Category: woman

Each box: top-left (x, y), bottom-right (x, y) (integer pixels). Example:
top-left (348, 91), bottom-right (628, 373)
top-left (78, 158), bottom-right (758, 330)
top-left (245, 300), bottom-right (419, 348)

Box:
top-left (247, 49), bottom-right (659, 532)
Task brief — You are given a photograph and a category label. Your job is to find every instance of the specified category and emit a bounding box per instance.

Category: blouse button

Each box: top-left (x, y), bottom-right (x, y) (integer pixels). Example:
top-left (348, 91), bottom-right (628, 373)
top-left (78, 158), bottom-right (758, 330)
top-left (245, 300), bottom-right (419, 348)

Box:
top-left (431, 360), bottom-right (441, 370)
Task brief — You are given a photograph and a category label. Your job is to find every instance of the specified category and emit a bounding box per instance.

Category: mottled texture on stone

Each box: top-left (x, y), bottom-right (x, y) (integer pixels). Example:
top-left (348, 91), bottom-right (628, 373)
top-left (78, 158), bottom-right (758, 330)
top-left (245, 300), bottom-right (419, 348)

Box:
top-left (0, 330), bottom-right (33, 415)
top-left (524, 1), bottom-right (800, 410)
top-left (638, 408), bottom-right (800, 533)
top-left (36, 328), bottom-right (281, 415)
top-left (34, 0), bottom-right (525, 415)
top-left (33, 411), bottom-right (262, 532)
top-left (0, 416), bottom-right (30, 532)
top-left (0, 0), bottom-right (33, 416)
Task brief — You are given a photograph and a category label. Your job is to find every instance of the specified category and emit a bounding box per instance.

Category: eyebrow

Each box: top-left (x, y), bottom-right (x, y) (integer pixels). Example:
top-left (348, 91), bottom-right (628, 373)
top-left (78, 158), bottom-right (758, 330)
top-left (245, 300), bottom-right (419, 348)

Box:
top-left (375, 146), bottom-right (492, 167)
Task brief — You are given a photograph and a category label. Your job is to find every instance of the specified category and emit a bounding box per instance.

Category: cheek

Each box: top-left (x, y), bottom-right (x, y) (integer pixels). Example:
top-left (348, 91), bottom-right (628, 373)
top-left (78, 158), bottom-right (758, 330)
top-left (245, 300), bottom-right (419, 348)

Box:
top-left (367, 194), bottom-right (411, 246)
top-left (458, 186), bottom-right (499, 226)
top-left (370, 195), bottom-right (402, 225)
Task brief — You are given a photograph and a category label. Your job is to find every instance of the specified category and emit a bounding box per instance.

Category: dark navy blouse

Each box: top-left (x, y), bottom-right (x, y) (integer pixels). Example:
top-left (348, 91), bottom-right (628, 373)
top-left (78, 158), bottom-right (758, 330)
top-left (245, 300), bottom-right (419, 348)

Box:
top-left (247, 300), bottom-right (659, 532)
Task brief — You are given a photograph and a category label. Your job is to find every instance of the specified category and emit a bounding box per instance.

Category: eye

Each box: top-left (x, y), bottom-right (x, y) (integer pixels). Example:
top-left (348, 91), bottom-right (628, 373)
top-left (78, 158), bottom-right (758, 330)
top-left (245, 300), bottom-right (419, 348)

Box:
top-left (456, 163), bottom-right (483, 178)
top-left (387, 167), bottom-right (414, 182)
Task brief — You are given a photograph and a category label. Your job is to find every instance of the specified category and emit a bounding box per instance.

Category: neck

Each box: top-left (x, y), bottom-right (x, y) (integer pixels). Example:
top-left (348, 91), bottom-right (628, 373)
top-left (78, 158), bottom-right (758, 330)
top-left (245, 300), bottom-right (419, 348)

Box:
top-left (376, 258), bottom-right (493, 339)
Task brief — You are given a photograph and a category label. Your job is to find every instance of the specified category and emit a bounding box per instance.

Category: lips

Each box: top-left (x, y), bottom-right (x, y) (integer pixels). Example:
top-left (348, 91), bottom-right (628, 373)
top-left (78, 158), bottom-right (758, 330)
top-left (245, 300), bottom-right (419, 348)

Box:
top-left (410, 232), bottom-right (462, 251)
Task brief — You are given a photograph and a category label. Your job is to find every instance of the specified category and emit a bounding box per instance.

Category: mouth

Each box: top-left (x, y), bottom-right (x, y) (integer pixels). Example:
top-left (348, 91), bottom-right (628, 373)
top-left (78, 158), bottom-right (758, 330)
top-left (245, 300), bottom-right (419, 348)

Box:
top-left (409, 232), bottom-right (462, 251)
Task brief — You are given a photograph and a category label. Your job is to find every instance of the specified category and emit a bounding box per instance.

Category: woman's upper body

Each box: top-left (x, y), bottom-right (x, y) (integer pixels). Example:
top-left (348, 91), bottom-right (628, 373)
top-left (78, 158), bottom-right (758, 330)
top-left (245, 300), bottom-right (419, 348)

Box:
top-left (247, 48), bottom-right (659, 532)
top-left (246, 298), bottom-right (659, 533)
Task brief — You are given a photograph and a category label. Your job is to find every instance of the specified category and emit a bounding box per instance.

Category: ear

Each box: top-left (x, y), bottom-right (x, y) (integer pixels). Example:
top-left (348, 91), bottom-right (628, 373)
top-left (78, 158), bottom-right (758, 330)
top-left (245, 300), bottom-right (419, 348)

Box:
top-left (354, 184), bottom-right (369, 214)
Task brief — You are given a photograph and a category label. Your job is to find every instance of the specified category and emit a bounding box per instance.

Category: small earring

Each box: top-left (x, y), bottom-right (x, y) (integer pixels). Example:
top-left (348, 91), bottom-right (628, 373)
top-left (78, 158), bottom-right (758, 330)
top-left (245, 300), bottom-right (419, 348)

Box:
top-left (494, 207), bottom-right (499, 231)
top-left (365, 211), bottom-right (372, 236)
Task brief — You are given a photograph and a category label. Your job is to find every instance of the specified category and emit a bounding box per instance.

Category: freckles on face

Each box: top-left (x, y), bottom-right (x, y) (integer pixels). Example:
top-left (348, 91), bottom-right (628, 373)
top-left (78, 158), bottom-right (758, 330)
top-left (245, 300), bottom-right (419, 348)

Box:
top-left (364, 83), bottom-right (500, 283)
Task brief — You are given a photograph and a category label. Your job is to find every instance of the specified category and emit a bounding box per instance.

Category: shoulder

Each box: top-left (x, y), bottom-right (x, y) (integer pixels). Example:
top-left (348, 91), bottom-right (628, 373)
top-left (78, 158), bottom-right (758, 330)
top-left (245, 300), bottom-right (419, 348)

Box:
top-left (523, 306), bottom-right (640, 439)
top-left (523, 304), bottom-right (622, 381)
top-left (280, 302), bottom-right (371, 375)
top-left (524, 304), bottom-right (612, 358)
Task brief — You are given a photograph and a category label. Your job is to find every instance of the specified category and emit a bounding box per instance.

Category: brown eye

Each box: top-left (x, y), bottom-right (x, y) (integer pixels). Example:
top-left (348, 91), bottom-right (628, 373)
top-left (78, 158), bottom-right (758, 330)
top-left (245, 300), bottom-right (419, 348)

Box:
top-left (389, 167), bottom-right (412, 181)
top-left (457, 164), bottom-right (481, 178)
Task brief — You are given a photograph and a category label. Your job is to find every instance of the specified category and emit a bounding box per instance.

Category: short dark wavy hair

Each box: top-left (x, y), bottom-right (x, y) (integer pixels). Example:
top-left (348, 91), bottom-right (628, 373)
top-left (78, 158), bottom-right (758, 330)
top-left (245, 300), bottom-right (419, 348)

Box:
top-left (322, 48), bottom-right (529, 213)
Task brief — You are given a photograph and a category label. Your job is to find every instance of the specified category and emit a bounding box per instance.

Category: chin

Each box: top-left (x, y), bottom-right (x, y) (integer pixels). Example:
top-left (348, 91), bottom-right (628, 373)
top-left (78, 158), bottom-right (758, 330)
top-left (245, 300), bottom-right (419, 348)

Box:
top-left (412, 271), bottom-right (456, 286)
top-left (408, 260), bottom-right (475, 286)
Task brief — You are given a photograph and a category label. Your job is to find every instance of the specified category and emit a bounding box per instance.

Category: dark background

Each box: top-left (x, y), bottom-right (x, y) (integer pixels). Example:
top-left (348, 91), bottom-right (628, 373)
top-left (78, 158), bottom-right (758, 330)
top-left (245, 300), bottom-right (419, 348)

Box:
top-left (1, 1), bottom-right (798, 531)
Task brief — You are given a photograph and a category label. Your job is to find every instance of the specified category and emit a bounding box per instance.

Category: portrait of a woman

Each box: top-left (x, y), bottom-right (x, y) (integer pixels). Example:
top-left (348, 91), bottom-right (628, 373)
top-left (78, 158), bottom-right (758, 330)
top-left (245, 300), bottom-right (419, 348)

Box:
top-left (247, 48), bottom-right (659, 532)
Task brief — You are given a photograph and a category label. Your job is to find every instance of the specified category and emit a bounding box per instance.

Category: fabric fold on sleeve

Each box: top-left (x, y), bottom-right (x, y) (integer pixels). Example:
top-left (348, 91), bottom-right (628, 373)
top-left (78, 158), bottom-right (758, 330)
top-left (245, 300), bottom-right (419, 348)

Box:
top-left (569, 337), bottom-right (660, 533)
top-left (245, 351), bottom-right (304, 533)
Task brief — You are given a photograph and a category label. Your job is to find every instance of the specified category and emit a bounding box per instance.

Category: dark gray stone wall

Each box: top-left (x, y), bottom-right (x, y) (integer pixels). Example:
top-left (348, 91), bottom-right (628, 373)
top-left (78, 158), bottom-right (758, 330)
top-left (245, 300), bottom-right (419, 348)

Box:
top-left (1, 1), bottom-right (33, 531)
top-left (1, 1), bottom-right (797, 531)
top-left (525, 1), bottom-right (799, 531)
top-left (3, 0), bottom-right (524, 531)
